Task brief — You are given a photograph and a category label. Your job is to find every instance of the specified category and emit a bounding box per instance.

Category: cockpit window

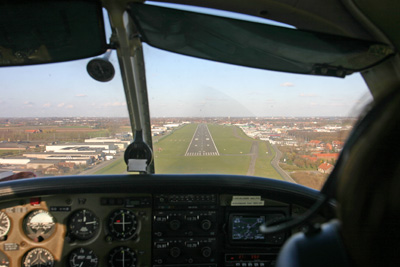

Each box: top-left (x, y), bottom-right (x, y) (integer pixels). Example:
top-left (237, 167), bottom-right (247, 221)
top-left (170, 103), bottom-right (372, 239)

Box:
top-left (144, 45), bottom-right (372, 190)
top-left (0, 3), bottom-right (374, 191)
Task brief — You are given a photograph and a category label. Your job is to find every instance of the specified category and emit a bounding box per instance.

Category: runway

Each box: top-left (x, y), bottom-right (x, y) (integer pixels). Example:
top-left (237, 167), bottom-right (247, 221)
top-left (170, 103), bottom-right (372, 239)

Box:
top-left (185, 124), bottom-right (219, 156)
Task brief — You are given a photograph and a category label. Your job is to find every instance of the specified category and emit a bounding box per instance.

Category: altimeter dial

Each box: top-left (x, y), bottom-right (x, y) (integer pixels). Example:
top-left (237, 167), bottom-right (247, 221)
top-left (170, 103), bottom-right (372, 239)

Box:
top-left (0, 211), bottom-right (10, 238)
top-left (68, 209), bottom-right (100, 240)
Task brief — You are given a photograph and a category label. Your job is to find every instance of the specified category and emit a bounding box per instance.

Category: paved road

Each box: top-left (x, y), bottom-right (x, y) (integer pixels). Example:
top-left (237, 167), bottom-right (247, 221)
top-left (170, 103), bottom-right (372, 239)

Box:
top-left (270, 144), bottom-right (296, 183)
top-left (185, 124), bottom-right (219, 156)
top-left (78, 154), bottom-right (125, 175)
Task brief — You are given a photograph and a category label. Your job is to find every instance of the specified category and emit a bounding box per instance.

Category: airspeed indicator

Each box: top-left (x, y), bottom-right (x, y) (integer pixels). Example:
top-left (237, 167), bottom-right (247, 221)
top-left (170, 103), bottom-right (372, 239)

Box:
top-left (0, 211), bottom-right (10, 238)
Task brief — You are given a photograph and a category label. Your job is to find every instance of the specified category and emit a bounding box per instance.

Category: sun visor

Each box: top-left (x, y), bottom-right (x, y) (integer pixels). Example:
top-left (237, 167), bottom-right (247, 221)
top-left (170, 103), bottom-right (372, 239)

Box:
top-left (128, 3), bottom-right (394, 77)
top-left (0, 0), bottom-right (107, 66)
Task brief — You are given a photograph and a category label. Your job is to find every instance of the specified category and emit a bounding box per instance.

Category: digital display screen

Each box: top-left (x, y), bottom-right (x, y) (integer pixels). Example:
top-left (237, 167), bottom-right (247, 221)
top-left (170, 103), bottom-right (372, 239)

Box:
top-left (231, 215), bottom-right (265, 240)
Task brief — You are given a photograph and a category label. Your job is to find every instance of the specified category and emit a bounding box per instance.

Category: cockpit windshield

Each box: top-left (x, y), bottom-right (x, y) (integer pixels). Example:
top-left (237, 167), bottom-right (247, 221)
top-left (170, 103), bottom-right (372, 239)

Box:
top-left (0, 2), bottom-right (374, 190)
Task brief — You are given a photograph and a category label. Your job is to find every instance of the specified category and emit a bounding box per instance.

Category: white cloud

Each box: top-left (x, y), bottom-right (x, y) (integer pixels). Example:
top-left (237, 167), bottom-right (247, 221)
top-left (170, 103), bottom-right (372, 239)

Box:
top-left (43, 103), bottom-right (51, 108)
top-left (57, 103), bottom-right (65, 108)
top-left (66, 105), bottom-right (74, 109)
top-left (75, 94), bottom-right (87, 97)
top-left (280, 82), bottom-right (294, 87)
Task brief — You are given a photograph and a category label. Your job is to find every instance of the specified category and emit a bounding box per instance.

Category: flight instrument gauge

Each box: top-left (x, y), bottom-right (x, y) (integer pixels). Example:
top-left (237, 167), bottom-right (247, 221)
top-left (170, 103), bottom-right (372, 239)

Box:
top-left (0, 250), bottom-right (10, 267)
top-left (0, 211), bottom-right (10, 238)
top-left (108, 246), bottom-right (136, 267)
top-left (23, 248), bottom-right (54, 267)
top-left (23, 210), bottom-right (56, 242)
top-left (108, 209), bottom-right (137, 241)
top-left (69, 247), bottom-right (98, 267)
top-left (68, 209), bottom-right (100, 240)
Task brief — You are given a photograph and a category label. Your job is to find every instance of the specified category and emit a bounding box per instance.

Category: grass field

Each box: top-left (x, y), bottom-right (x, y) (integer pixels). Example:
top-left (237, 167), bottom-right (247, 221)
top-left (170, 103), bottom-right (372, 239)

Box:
top-left (94, 157), bottom-right (126, 175)
top-left (94, 123), bottom-right (283, 179)
top-left (207, 124), bottom-right (253, 154)
top-left (152, 124), bottom-right (283, 179)
top-left (254, 141), bottom-right (282, 179)
top-left (0, 150), bottom-right (22, 157)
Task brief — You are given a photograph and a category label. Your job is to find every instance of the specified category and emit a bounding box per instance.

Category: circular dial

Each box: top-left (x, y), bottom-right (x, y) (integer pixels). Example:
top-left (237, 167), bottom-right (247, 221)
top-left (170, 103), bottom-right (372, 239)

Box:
top-left (23, 210), bottom-right (56, 242)
top-left (23, 248), bottom-right (54, 267)
top-left (68, 209), bottom-right (100, 240)
top-left (108, 247), bottom-right (136, 267)
top-left (108, 209), bottom-right (137, 241)
top-left (0, 250), bottom-right (10, 267)
top-left (69, 247), bottom-right (98, 267)
top-left (0, 211), bottom-right (11, 238)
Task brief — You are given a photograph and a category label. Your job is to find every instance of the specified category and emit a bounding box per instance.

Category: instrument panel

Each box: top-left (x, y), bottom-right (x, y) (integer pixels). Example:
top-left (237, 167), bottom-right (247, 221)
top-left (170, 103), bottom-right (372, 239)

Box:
top-left (0, 192), bottom-right (319, 267)
top-left (0, 194), bottom-right (152, 267)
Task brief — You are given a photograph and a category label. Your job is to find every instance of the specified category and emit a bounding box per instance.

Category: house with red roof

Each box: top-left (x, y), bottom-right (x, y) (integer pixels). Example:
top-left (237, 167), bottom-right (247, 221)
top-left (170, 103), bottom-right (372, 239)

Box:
top-left (318, 162), bottom-right (334, 174)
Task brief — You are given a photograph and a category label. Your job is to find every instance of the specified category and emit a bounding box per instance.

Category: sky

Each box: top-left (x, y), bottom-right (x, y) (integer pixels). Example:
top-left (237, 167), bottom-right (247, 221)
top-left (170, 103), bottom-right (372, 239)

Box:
top-left (0, 2), bottom-right (373, 119)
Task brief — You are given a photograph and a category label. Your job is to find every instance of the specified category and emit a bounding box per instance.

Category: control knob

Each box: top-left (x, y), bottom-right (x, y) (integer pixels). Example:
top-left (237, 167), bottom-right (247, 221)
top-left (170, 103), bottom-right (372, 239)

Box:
top-left (201, 247), bottom-right (212, 258)
top-left (201, 219), bottom-right (212, 231)
top-left (169, 219), bottom-right (181, 231)
top-left (170, 247), bottom-right (181, 258)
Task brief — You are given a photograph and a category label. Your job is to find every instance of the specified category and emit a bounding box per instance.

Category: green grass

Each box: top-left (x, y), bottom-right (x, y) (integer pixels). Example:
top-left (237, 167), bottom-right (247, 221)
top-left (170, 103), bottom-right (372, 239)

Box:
top-left (153, 124), bottom-right (197, 156)
top-left (207, 124), bottom-right (253, 154)
top-left (253, 141), bottom-right (283, 180)
top-left (87, 130), bottom-right (110, 138)
top-left (154, 155), bottom-right (251, 175)
top-left (59, 126), bottom-right (91, 128)
top-left (94, 157), bottom-right (126, 174)
top-left (153, 124), bottom-right (281, 179)
top-left (93, 124), bottom-right (283, 179)
top-left (0, 150), bottom-right (22, 157)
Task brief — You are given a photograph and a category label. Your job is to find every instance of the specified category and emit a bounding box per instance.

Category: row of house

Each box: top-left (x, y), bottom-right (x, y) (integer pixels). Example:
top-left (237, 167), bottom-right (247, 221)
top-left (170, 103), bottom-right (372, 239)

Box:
top-left (0, 137), bottom-right (130, 176)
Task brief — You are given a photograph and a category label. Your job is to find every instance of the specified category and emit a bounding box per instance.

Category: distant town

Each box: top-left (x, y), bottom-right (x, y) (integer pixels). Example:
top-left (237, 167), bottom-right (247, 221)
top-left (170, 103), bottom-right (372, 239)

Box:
top-left (0, 117), bottom-right (353, 186)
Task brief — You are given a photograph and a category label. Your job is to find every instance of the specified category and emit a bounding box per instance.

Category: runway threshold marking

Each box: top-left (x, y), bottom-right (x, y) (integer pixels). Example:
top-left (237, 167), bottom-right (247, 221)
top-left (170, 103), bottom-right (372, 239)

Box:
top-left (185, 124), bottom-right (200, 156)
top-left (185, 124), bottom-right (219, 156)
